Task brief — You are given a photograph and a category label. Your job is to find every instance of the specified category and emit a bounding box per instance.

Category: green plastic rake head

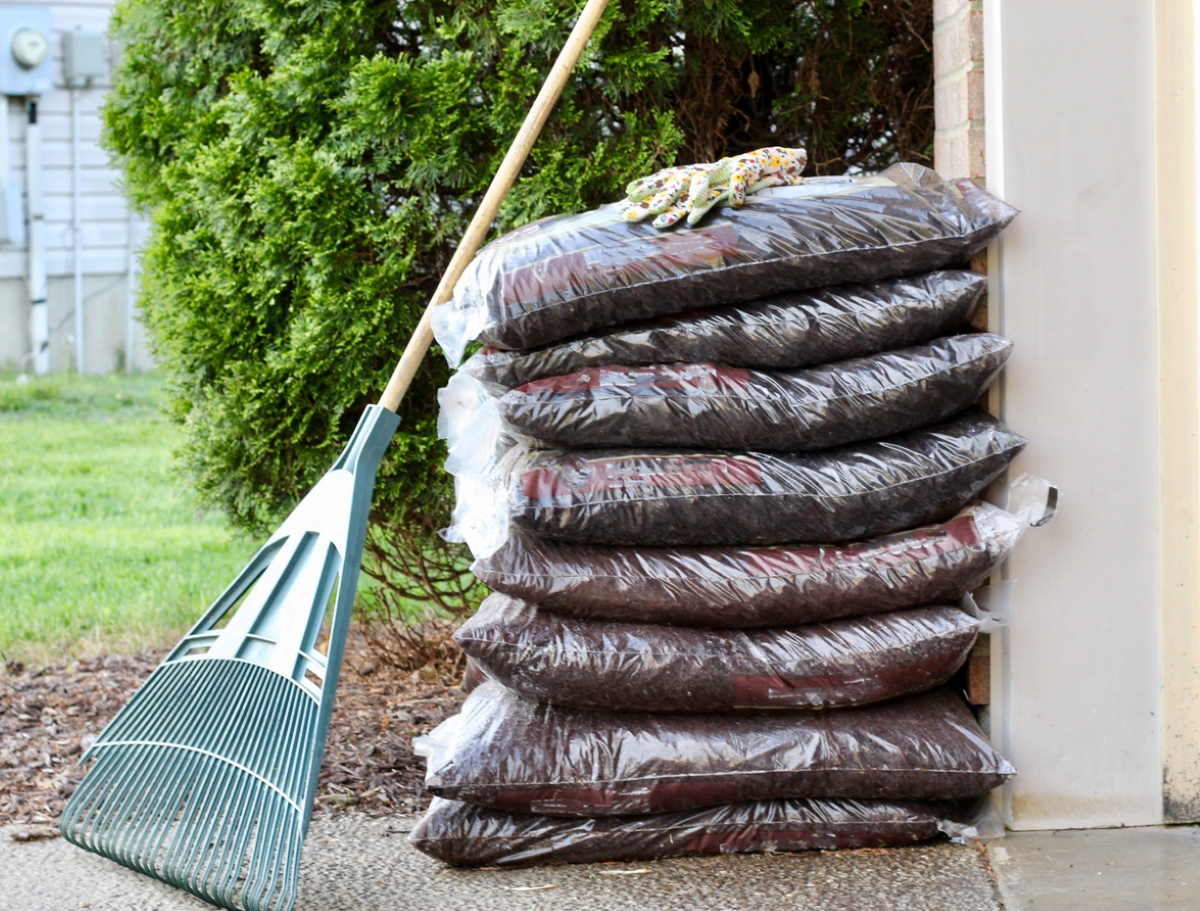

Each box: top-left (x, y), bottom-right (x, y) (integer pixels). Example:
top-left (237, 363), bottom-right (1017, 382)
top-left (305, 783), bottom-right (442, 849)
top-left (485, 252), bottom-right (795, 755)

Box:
top-left (60, 406), bottom-right (398, 911)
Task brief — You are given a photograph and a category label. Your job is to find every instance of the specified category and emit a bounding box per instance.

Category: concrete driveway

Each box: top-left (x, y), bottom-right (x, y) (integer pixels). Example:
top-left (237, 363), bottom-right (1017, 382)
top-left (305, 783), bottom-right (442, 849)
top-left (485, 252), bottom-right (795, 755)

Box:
top-left (13, 814), bottom-right (1200, 911)
top-left (2, 815), bottom-right (1002, 911)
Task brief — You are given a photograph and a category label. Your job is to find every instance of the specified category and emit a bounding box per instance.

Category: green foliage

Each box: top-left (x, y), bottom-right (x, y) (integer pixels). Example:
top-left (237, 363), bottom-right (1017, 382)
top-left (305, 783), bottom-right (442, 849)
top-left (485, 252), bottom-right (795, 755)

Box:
top-left (0, 374), bottom-right (251, 665)
top-left (0, 371), bottom-right (163, 416)
top-left (103, 0), bottom-right (933, 618)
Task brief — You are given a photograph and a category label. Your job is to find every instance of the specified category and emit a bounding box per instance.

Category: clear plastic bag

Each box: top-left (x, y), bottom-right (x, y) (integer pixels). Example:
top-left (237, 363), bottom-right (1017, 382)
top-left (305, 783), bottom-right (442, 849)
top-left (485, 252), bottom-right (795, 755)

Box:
top-left (473, 502), bottom-right (1023, 627)
top-left (445, 333), bottom-right (1010, 451)
top-left (414, 681), bottom-right (1015, 815)
top-left (461, 270), bottom-right (986, 390)
top-left (446, 410), bottom-right (1025, 554)
top-left (431, 164), bottom-right (1016, 361)
top-left (460, 658), bottom-right (489, 693)
top-left (455, 596), bottom-right (980, 713)
top-left (938, 796), bottom-right (1008, 845)
top-left (410, 797), bottom-right (949, 867)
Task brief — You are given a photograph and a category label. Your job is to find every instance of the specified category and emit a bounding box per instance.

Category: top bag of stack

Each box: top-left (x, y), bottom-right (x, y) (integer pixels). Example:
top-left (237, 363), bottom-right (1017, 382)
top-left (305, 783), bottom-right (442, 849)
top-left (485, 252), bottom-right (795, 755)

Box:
top-left (432, 163), bottom-right (1017, 362)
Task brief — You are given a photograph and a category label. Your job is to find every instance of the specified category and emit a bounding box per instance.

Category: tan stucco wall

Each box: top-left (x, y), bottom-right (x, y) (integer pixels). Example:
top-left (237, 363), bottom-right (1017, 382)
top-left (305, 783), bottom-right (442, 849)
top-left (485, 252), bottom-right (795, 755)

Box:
top-left (1154, 0), bottom-right (1200, 825)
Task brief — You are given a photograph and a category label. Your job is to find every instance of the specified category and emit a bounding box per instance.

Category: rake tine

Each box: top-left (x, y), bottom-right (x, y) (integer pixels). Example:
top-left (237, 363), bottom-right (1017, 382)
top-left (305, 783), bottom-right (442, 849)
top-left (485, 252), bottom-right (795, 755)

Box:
top-left (175, 756), bottom-right (237, 892)
top-left (92, 750), bottom-right (165, 865)
top-left (124, 748), bottom-right (186, 866)
top-left (246, 792), bottom-right (290, 909)
top-left (198, 768), bottom-right (254, 904)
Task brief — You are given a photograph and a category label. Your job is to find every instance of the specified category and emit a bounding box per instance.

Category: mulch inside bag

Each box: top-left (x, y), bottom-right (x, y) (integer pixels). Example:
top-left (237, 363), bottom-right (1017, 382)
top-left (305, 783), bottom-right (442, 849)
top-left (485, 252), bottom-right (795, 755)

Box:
top-left (507, 410), bottom-right (1025, 547)
top-left (416, 682), bottom-right (1015, 815)
top-left (495, 333), bottom-right (1011, 450)
top-left (410, 797), bottom-right (947, 867)
top-left (432, 164), bottom-right (1017, 359)
top-left (462, 270), bottom-right (986, 390)
top-left (474, 502), bottom-right (1022, 627)
top-left (456, 595), bottom-right (979, 713)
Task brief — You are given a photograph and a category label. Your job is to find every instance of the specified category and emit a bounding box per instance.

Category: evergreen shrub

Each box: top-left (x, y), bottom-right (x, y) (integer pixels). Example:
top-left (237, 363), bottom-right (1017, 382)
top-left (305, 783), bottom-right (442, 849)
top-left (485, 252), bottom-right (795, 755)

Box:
top-left (104, 0), bottom-right (934, 643)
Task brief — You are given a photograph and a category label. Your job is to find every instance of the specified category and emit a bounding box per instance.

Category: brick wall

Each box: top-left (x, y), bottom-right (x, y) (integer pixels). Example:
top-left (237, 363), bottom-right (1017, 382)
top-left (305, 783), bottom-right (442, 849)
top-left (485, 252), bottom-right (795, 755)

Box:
top-left (935, 0), bottom-right (990, 709)
top-left (933, 0), bottom-right (985, 181)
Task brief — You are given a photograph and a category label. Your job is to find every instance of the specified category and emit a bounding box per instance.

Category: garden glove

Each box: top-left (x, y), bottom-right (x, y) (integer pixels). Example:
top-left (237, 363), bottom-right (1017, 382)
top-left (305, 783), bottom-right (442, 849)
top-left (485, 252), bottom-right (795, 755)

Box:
top-left (621, 147), bottom-right (807, 229)
top-left (619, 163), bottom-right (716, 228)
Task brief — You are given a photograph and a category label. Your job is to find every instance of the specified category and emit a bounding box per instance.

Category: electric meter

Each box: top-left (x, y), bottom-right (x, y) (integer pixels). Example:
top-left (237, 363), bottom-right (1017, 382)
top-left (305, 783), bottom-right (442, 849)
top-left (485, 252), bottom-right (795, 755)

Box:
top-left (11, 28), bottom-right (48, 69)
top-left (0, 9), bottom-right (54, 95)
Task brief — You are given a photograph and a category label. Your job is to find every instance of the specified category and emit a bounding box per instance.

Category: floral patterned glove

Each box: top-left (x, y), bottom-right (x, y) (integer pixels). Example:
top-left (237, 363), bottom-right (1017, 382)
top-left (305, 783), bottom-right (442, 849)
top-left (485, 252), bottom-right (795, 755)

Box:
top-left (621, 147), bottom-right (807, 229)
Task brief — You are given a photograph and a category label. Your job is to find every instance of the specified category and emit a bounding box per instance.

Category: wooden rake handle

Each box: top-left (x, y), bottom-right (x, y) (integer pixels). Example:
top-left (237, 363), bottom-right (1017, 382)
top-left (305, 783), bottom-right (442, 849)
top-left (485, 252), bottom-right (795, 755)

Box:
top-left (378, 0), bottom-right (611, 413)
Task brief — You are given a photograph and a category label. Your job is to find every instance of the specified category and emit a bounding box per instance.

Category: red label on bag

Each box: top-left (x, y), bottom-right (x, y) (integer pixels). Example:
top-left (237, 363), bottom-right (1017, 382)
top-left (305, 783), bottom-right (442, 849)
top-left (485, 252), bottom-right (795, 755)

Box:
top-left (733, 673), bottom-right (863, 706)
top-left (518, 363), bottom-right (751, 395)
top-left (733, 653), bottom-right (968, 708)
top-left (497, 780), bottom-right (742, 815)
top-left (501, 225), bottom-right (739, 307)
top-left (735, 513), bottom-right (983, 578)
top-left (519, 454), bottom-right (764, 500)
top-left (511, 787), bottom-right (653, 816)
top-left (685, 828), bottom-right (825, 855)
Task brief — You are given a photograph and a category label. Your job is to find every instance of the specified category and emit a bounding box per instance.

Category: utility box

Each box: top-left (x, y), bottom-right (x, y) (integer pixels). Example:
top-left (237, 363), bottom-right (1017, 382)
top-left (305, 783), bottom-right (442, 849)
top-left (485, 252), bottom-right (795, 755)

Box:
top-left (64, 31), bottom-right (107, 87)
top-left (0, 8), bottom-right (53, 96)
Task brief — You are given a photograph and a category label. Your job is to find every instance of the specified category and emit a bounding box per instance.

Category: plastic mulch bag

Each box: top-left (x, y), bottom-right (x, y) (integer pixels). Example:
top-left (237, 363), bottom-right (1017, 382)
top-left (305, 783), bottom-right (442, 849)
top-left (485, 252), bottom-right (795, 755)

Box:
top-left (473, 502), bottom-right (1022, 627)
top-left (431, 164), bottom-right (1016, 361)
top-left (414, 682), bottom-right (1015, 815)
top-left (461, 270), bottom-right (986, 390)
top-left (455, 595), bottom-right (979, 713)
top-left (445, 333), bottom-right (1010, 451)
top-left (410, 797), bottom-right (949, 867)
top-left (460, 659), bottom-right (489, 693)
top-left (447, 410), bottom-right (1025, 554)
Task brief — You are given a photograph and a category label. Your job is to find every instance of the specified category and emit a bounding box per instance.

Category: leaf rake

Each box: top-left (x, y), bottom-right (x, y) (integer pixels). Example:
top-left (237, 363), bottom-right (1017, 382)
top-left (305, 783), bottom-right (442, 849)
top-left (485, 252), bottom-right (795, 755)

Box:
top-left (59, 2), bottom-right (610, 907)
top-left (61, 404), bottom-right (396, 910)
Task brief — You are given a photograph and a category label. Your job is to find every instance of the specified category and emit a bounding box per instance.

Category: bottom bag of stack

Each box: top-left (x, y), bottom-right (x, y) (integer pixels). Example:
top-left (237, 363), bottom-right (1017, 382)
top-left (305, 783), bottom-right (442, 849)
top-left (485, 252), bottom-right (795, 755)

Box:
top-left (412, 796), bottom-right (967, 866)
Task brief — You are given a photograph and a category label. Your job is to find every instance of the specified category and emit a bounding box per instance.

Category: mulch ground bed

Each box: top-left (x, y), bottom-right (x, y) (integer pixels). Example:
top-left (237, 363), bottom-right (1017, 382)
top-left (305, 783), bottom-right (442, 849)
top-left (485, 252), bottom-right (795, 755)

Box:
top-left (0, 641), bottom-right (466, 838)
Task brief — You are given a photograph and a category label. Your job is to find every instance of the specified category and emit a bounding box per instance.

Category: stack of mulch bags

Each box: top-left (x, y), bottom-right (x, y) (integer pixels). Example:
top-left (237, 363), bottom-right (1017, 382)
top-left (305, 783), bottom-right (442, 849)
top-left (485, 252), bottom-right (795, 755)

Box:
top-left (408, 162), bottom-right (1039, 867)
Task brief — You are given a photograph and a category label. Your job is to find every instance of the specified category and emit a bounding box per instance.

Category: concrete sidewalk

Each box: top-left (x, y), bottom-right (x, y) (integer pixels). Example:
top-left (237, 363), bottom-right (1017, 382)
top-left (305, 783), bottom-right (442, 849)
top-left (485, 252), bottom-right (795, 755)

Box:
top-left (8, 815), bottom-right (1200, 911)
top-left (2, 815), bottom-right (1001, 911)
top-left (989, 825), bottom-right (1200, 910)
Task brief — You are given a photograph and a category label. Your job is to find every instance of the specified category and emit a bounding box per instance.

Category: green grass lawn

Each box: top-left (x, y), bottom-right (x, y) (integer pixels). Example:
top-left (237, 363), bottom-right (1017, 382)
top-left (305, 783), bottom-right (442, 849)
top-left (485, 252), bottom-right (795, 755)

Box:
top-left (0, 373), bottom-right (254, 666)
